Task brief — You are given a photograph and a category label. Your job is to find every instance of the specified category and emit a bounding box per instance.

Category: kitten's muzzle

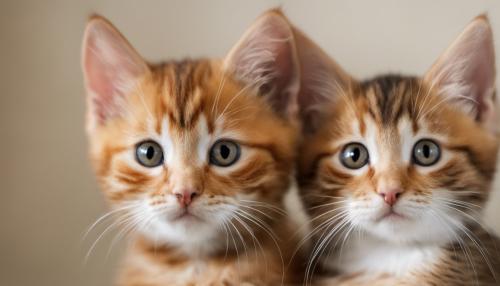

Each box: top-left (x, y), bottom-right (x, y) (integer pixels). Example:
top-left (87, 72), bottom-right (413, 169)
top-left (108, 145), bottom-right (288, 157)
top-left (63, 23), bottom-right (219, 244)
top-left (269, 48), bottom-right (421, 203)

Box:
top-left (378, 188), bottom-right (403, 206)
top-left (173, 188), bottom-right (200, 207)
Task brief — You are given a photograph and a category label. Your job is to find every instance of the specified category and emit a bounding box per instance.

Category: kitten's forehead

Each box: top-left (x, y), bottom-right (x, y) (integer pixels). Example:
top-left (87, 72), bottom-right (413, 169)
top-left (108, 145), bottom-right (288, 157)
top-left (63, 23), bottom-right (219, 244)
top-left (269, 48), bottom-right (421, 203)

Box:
top-left (342, 76), bottom-right (439, 168)
top-left (359, 74), bottom-right (420, 128)
top-left (340, 75), bottom-right (424, 148)
top-left (153, 59), bottom-right (214, 131)
top-left (353, 75), bottom-right (452, 144)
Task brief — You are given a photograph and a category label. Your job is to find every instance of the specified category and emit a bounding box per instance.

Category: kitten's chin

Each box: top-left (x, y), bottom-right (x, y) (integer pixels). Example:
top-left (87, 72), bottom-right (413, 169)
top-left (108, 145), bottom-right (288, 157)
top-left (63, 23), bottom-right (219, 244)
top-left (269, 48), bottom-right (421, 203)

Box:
top-left (360, 212), bottom-right (461, 245)
top-left (139, 215), bottom-right (225, 256)
top-left (170, 210), bottom-right (204, 225)
top-left (365, 218), bottom-right (419, 243)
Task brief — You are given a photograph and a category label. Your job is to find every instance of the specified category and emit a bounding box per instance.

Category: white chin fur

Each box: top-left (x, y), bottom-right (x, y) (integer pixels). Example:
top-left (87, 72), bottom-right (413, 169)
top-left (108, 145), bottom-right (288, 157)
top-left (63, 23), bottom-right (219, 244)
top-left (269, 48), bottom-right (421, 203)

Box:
top-left (348, 193), bottom-right (465, 245)
top-left (132, 199), bottom-right (237, 256)
top-left (324, 192), bottom-right (469, 276)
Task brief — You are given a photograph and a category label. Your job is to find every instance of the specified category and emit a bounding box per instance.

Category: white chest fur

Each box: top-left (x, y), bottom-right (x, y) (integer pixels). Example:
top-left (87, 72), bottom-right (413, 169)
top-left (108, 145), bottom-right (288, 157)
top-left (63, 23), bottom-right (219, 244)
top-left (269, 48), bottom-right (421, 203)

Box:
top-left (324, 234), bottom-right (443, 277)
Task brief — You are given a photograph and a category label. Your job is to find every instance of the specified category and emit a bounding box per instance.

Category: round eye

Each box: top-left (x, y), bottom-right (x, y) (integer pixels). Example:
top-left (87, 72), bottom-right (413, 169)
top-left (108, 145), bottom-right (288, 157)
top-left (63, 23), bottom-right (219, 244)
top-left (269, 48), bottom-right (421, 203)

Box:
top-left (209, 140), bottom-right (241, 167)
top-left (135, 140), bottom-right (164, 167)
top-left (340, 143), bottom-right (369, 169)
top-left (413, 139), bottom-right (440, 166)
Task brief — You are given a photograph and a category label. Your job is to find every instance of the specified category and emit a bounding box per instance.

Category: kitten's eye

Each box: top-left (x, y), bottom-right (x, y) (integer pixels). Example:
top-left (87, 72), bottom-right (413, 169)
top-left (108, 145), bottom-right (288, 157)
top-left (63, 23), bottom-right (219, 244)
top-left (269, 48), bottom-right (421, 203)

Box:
top-left (135, 140), bottom-right (164, 167)
top-left (340, 143), bottom-right (369, 169)
top-left (413, 139), bottom-right (440, 166)
top-left (209, 140), bottom-right (240, 167)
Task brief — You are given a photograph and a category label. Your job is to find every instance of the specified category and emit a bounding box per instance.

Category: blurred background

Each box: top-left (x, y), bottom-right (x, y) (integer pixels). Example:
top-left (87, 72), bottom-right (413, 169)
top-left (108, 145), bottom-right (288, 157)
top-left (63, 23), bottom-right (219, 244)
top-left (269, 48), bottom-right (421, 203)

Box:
top-left (1, 0), bottom-right (500, 285)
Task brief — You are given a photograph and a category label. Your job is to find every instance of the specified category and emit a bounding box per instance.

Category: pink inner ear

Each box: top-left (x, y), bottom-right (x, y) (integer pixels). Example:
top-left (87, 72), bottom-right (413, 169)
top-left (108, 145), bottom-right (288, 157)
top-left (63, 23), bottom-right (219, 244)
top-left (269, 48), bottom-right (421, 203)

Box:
top-left (84, 40), bottom-right (117, 123)
top-left (466, 50), bottom-right (495, 119)
top-left (82, 18), bottom-right (148, 126)
top-left (424, 16), bottom-right (496, 127)
top-left (223, 12), bottom-right (300, 117)
top-left (262, 38), bottom-right (299, 113)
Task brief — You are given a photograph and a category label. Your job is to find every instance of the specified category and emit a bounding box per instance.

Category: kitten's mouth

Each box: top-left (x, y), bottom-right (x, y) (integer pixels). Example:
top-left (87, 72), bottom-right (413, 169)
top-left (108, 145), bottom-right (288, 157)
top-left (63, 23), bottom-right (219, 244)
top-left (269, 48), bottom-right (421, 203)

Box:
top-left (377, 209), bottom-right (406, 222)
top-left (173, 209), bottom-right (202, 222)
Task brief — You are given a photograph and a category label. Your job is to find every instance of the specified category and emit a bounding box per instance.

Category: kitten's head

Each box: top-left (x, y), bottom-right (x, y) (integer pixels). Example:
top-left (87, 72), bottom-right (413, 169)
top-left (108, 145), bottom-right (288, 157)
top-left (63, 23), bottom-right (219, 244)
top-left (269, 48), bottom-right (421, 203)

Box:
top-left (82, 12), bottom-right (300, 254)
top-left (298, 16), bottom-right (498, 245)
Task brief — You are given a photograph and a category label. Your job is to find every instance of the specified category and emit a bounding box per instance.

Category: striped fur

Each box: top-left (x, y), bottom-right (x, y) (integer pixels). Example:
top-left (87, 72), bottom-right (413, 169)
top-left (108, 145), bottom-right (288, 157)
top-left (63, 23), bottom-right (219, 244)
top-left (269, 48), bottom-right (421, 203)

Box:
top-left (82, 12), bottom-right (304, 286)
top-left (296, 15), bottom-right (500, 285)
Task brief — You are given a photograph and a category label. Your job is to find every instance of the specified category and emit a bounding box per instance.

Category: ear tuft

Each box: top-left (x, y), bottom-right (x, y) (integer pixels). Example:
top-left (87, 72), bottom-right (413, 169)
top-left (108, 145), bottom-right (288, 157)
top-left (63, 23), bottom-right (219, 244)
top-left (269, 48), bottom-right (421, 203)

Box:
top-left (424, 15), bottom-right (496, 132)
top-left (223, 10), bottom-right (300, 118)
top-left (82, 15), bottom-right (149, 129)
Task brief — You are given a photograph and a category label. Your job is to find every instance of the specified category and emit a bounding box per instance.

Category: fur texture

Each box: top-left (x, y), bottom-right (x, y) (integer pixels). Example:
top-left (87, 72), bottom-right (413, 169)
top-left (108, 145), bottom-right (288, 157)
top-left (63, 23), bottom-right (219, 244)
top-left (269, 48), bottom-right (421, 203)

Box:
top-left (296, 15), bottom-right (500, 286)
top-left (82, 11), bottom-right (305, 286)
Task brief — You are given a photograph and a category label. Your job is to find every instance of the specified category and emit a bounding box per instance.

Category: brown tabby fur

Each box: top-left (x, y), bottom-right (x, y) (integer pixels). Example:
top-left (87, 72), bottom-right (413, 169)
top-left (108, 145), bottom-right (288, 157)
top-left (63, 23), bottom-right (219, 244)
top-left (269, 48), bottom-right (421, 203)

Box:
top-left (301, 76), bottom-right (500, 285)
top-left (295, 16), bottom-right (500, 286)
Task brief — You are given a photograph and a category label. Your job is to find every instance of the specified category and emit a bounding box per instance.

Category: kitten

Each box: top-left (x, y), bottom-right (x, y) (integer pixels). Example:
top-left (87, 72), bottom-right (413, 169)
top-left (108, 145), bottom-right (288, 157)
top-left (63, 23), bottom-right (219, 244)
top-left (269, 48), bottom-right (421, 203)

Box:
top-left (296, 15), bottom-right (500, 285)
top-left (81, 11), bottom-right (305, 286)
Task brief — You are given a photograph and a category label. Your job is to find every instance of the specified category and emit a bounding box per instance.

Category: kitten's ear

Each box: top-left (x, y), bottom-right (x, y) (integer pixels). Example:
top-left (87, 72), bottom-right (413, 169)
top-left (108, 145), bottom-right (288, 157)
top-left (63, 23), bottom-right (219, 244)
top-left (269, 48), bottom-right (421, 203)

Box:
top-left (223, 10), bottom-right (300, 118)
top-left (82, 15), bottom-right (149, 129)
top-left (292, 26), bottom-right (353, 132)
top-left (424, 15), bottom-right (496, 132)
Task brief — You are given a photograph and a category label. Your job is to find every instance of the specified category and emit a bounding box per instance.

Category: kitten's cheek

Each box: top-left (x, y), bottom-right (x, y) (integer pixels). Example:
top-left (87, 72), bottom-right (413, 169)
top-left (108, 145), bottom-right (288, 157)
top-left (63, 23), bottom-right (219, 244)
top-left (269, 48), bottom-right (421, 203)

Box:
top-left (353, 196), bottom-right (388, 223)
top-left (374, 195), bottom-right (388, 209)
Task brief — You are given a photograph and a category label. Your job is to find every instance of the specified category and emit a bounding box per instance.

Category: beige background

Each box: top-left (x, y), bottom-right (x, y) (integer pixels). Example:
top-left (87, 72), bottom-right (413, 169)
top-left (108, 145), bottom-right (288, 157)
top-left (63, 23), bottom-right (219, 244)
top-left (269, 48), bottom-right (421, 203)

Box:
top-left (1, 0), bottom-right (500, 285)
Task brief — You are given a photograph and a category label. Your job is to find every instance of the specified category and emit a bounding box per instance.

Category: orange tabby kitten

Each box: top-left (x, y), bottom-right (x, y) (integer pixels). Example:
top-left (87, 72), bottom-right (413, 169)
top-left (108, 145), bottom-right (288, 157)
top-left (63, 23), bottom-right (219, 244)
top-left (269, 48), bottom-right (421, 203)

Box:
top-left (296, 15), bottom-right (500, 285)
top-left (82, 11), bottom-right (305, 285)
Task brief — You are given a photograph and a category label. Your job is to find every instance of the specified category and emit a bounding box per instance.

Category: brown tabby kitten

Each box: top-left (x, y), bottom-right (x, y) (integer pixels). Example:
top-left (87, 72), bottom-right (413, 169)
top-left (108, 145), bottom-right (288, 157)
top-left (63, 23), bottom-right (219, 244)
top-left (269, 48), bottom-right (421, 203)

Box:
top-left (81, 11), bottom-right (305, 285)
top-left (296, 15), bottom-right (500, 285)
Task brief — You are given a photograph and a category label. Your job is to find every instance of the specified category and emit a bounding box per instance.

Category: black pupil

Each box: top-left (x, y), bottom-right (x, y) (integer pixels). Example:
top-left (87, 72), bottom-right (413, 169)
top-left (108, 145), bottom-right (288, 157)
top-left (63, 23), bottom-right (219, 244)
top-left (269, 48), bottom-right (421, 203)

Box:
top-left (422, 144), bottom-right (430, 158)
top-left (146, 146), bottom-right (155, 160)
top-left (220, 144), bottom-right (230, 159)
top-left (351, 147), bottom-right (360, 162)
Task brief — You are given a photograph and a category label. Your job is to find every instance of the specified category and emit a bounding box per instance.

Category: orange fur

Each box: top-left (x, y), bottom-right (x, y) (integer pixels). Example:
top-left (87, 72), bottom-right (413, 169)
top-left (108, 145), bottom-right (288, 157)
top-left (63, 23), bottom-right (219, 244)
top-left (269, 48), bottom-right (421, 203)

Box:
top-left (82, 11), bottom-right (305, 286)
top-left (295, 15), bottom-right (500, 285)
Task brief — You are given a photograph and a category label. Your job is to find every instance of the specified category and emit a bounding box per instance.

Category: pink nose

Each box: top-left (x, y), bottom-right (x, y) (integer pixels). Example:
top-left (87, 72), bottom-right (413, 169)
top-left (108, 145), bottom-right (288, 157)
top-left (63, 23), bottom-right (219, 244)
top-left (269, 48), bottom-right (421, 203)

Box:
top-left (173, 189), bottom-right (199, 207)
top-left (379, 189), bottom-right (403, 206)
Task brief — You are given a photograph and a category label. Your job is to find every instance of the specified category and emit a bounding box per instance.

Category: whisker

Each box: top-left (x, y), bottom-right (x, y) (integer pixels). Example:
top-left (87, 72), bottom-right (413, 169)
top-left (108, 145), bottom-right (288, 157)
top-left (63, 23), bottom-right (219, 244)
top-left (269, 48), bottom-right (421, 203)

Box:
top-left (238, 199), bottom-right (287, 216)
top-left (235, 209), bottom-right (285, 285)
top-left (308, 200), bottom-right (348, 210)
top-left (83, 211), bottom-right (135, 264)
top-left (216, 83), bottom-right (253, 124)
top-left (81, 203), bottom-right (138, 243)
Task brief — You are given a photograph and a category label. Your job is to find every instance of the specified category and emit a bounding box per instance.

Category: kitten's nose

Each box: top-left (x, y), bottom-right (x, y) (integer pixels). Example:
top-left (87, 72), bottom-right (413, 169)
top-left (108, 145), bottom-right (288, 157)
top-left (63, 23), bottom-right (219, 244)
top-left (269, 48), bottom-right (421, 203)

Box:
top-left (379, 189), bottom-right (403, 206)
top-left (173, 189), bottom-right (199, 207)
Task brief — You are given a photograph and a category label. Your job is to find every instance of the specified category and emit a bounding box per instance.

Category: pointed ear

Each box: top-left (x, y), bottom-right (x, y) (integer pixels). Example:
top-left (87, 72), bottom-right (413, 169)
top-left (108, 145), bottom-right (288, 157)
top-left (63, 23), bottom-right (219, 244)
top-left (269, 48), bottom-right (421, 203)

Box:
top-left (424, 15), bottom-right (496, 132)
top-left (292, 26), bottom-right (353, 132)
top-left (223, 10), bottom-right (300, 118)
top-left (81, 15), bottom-right (149, 129)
